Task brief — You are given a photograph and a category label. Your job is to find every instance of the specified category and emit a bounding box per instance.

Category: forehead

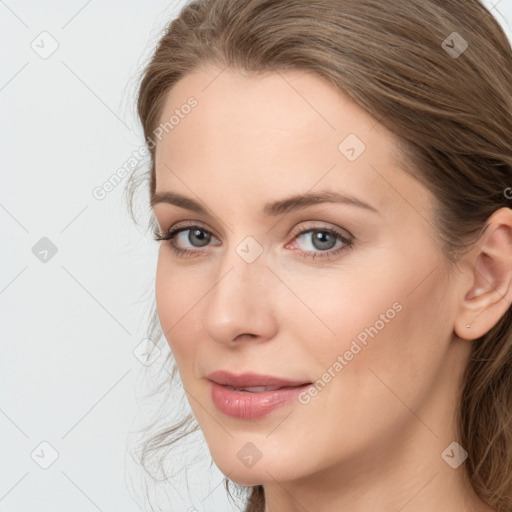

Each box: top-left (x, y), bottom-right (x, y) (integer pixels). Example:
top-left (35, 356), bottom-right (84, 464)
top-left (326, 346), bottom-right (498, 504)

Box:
top-left (153, 66), bottom-right (428, 219)
top-left (156, 66), bottom-right (393, 154)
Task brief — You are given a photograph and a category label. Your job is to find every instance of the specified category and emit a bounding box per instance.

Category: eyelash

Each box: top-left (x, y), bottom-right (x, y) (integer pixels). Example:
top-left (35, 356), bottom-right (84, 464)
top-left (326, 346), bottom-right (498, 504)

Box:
top-left (153, 222), bottom-right (353, 261)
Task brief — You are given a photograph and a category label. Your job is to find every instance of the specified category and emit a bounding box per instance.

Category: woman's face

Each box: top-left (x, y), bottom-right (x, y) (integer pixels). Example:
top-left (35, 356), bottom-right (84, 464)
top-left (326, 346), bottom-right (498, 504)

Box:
top-left (152, 66), bottom-right (470, 486)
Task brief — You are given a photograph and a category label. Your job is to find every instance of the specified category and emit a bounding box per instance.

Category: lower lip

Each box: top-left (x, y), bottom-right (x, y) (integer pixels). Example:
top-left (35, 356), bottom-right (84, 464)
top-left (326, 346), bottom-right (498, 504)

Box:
top-left (209, 381), bottom-right (311, 419)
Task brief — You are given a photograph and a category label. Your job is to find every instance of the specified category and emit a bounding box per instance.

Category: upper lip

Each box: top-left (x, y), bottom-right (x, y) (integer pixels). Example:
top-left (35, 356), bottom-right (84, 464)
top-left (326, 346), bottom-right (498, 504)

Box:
top-left (207, 370), bottom-right (311, 388)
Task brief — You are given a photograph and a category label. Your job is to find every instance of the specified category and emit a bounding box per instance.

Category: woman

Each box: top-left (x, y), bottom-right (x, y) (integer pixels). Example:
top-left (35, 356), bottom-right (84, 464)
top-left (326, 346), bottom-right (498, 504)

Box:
top-left (127, 0), bottom-right (512, 510)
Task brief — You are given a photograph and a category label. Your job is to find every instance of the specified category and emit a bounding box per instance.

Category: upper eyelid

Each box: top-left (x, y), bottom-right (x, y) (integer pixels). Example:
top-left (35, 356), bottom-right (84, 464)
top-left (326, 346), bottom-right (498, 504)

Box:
top-left (166, 221), bottom-right (348, 236)
top-left (168, 221), bottom-right (220, 240)
top-left (166, 217), bottom-right (350, 232)
top-left (166, 222), bottom-right (351, 245)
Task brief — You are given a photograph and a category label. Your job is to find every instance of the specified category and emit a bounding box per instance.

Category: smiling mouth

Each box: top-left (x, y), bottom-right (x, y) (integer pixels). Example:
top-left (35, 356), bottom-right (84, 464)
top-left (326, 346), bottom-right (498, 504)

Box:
top-left (206, 371), bottom-right (313, 419)
top-left (206, 370), bottom-right (311, 389)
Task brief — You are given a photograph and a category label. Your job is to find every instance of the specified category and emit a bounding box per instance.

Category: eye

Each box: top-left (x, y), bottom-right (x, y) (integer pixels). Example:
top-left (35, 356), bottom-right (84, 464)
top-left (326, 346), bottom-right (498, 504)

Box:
top-left (294, 229), bottom-right (341, 251)
top-left (153, 222), bottom-right (220, 258)
top-left (286, 223), bottom-right (353, 260)
top-left (153, 221), bottom-right (353, 261)
top-left (173, 227), bottom-right (212, 248)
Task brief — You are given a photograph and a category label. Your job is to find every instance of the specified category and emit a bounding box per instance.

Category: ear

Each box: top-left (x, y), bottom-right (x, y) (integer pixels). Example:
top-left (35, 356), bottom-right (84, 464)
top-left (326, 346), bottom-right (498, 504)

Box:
top-left (454, 207), bottom-right (512, 341)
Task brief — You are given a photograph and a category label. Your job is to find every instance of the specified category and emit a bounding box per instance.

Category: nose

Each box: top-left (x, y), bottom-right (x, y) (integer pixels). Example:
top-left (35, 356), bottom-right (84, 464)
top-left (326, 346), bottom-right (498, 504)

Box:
top-left (201, 246), bottom-right (278, 347)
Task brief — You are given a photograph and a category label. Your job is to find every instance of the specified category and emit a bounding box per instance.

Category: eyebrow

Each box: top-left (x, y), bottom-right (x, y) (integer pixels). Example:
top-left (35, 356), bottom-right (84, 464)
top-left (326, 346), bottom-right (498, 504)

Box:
top-left (150, 189), bottom-right (379, 216)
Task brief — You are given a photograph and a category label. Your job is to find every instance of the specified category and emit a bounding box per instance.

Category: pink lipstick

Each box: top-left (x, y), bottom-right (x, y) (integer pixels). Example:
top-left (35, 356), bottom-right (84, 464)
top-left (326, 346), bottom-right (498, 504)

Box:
top-left (207, 371), bottom-right (312, 419)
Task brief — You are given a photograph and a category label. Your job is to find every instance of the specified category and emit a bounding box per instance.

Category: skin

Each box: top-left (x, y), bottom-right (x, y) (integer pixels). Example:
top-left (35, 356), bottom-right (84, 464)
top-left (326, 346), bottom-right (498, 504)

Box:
top-left (151, 64), bottom-right (512, 512)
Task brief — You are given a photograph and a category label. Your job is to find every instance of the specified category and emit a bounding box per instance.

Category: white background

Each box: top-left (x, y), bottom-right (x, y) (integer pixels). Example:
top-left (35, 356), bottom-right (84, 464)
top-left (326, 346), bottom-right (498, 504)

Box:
top-left (1, 1), bottom-right (511, 511)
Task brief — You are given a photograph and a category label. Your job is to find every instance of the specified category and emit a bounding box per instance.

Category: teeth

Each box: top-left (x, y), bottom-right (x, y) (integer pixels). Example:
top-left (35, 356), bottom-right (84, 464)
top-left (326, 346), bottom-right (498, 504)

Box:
top-left (227, 385), bottom-right (281, 392)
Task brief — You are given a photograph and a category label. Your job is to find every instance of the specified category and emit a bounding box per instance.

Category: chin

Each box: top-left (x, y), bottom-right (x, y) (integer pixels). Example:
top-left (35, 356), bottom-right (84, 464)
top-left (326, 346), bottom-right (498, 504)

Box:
top-left (209, 444), bottom-right (307, 487)
top-left (225, 470), bottom-right (265, 487)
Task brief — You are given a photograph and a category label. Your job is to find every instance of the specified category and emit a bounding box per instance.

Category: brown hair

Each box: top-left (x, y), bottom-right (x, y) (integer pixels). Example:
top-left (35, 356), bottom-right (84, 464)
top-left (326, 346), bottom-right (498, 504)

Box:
top-left (126, 1), bottom-right (512, 510)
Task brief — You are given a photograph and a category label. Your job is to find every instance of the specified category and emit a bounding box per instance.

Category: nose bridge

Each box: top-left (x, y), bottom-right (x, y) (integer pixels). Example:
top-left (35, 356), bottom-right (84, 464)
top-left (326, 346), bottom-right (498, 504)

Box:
top-left (201, 234), bottom-right (277, 344)
top-left (215, 232), bottom-right (268, 295)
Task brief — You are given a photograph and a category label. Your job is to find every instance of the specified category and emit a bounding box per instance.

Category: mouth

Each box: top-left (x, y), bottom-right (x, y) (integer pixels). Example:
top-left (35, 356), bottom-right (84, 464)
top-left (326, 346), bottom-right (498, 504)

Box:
top-left (224, 385), bottom-right (293, 392)
top-left (206, 370), bottom-right (311, 388)
top-left (206, 371), bottom-right (313, 419)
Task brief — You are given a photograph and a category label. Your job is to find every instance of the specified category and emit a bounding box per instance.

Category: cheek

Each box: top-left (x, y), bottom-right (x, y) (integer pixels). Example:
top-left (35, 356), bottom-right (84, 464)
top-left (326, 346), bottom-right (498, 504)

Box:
top-left (155, 253), bottom-right (176, 334)
top-left (323, 263), bottom-right (453, 413)
top-left (282, 260), bottom-right (453, 463)
top-left (278, 256), bottom-right (405, 363)
top-left (289, 249), bottom-right (451, 390)
top-left (154, 253), bottom-right (202, 363)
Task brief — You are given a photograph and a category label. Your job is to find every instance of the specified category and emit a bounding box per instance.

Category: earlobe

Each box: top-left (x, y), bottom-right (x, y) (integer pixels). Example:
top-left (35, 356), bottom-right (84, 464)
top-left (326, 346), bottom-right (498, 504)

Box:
top-left (454, 207), bottom-right (512, 341)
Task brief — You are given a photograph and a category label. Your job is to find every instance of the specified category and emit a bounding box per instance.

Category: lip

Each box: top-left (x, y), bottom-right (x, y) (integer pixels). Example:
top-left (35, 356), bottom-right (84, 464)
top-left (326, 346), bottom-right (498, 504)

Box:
top-left (207, 371), bottom-right (312, 420)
